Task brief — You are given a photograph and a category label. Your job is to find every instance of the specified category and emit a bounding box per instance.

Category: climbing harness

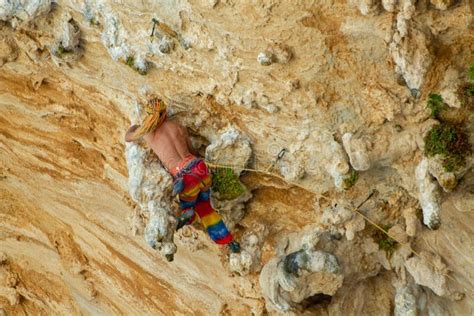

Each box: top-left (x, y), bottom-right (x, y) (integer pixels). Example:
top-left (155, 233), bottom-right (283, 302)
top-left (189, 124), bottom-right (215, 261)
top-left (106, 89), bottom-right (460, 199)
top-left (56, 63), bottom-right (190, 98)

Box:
top-left (125, 97), bottom-right (167, 142)
top-left (171, 157), bottom-right (202, 195)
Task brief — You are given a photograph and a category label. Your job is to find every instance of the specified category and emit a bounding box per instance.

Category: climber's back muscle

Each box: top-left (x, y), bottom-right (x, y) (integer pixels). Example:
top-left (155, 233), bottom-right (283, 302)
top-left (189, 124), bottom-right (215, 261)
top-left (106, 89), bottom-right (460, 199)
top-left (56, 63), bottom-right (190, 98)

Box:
top-left (143, 120), bottom-right (191, 171)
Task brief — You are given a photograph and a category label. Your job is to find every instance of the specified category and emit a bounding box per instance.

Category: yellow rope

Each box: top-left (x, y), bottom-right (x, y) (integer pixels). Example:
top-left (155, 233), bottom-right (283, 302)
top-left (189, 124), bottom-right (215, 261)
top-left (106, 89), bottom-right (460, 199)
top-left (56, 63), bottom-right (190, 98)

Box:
top-left (206, 161), bottom-right (472, 296)
top-left (164, 99), bottom-right (471, 295)
top-left (206, 162), bottom-right (331, 201)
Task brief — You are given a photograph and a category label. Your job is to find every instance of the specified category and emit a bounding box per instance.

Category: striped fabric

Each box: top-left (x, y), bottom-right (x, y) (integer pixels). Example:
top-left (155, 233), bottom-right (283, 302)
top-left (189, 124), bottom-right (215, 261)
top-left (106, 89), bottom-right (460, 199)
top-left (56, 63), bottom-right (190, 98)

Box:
top-left (176, 159), bottom-right (233, 245)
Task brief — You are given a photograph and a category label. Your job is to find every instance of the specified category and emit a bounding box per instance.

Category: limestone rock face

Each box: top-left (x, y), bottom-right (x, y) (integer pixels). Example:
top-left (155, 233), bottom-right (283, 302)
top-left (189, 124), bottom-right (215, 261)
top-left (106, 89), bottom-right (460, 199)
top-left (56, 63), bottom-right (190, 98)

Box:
top-left (394, 282), bottom-right (418, 316)
top-left (125, 142), bottom-right (177, 259)
top-left (389, 16), bottom-right (433, 92)
top-left (0, 0), bottom-right (473, 315)
top-left (415, 158), bottom-right (441, 229)
top-left (430, 0), bottom-right (454, 10)
top-left (0, 35), bottom-right (18, 66)
top-left (259, 249), bottom-right (343, 312)
top-left (230, 223), bottom-right (268, 276)
top-left (0, 0), bottom-right (52, 27)
top-left (405, 251), bottom-right (449, 297)
top-left (205, 126), bottom-right (252, 171)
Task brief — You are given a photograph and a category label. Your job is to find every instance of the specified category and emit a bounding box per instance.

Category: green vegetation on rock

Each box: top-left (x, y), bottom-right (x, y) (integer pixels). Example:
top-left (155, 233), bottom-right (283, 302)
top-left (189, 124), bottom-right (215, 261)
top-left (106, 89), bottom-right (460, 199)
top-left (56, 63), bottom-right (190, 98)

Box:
top-left (378, 235), bottom-right (397, 252)
top-left (426, 93), bottom-right (446, 118)
top-left (373, 226), bottom-right (397, 253)
top-left (123, 55), bottom-right (148, 75)
top-left (424, 123), bottom-right (471, 172)
top-left (462, 63), bottom-right (474, 98)
top-left (125, 55), bottom-right (135, 67)
top-left (343, 169), bottom-right (359, 189)
top-left (54, 44), bottom-right (73, 58)
top-left (211, 168), bottom-right (246, 200)
top-left (466, 85), bottom-right (474, 97)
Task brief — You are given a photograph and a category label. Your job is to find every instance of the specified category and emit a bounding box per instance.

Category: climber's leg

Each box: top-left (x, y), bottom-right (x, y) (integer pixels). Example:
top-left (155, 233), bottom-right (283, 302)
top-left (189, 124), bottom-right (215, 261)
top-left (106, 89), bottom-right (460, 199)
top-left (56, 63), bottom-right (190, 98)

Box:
top-left (177, 173), bottom-right (201, 227)
top-left (186, 159), bottom-right (234, 244)
top-left (178, 159), bottom-right (239, 251)
top-left (195, 189), bottom-right (233, 245)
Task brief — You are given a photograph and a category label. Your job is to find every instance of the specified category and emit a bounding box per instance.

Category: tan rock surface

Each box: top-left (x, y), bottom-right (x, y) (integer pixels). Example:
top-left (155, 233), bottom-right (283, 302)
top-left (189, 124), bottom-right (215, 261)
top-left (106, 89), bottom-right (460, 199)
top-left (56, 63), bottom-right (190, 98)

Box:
top-left (0, 0), bottom-right (473, 314)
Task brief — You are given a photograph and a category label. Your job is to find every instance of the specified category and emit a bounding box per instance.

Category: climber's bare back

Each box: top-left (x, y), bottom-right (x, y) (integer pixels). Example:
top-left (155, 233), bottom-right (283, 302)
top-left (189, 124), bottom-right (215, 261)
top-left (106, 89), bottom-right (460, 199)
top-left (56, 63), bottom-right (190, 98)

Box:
top-left (143, 120), bottom-right (192, 172)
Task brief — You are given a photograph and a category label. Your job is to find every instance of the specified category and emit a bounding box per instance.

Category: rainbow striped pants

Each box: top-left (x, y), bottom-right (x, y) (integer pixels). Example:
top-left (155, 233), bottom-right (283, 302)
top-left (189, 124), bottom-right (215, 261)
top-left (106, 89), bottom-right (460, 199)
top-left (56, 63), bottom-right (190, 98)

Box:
top-left (175, 158), bottom-right (233, 245)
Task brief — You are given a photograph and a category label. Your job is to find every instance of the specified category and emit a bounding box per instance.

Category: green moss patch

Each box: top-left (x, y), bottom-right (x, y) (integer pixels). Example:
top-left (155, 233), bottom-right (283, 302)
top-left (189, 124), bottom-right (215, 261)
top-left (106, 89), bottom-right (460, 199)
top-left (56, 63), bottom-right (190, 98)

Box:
top-left (125, 55), bottom-right (135, 67)
top-left (457, 83), bottom-right (473, 111)
top-left (54, 44), bottom-right (73, 58)
top-left (459, 64), bottom-right (474, 108)
top-left (211, 168), bottom-right (246, 200)
top-left (373, 226), bottom-right (398, 253)
top-left (426, 93), bottom-right (447, 118)
top-left (123, 55), bottom-right (148, 75)
top-left (466, 84), bottom-right (474, 97)
top-left (424, 123), bottom-right (471, 172)
top-left (343, 169), bottom-right (359, 189)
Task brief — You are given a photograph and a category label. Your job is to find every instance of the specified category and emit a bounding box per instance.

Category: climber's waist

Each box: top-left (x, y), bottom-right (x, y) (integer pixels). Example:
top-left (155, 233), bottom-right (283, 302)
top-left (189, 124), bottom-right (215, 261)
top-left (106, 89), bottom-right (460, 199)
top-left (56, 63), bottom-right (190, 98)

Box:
top-left (170, 154), bottom-right (199, 178)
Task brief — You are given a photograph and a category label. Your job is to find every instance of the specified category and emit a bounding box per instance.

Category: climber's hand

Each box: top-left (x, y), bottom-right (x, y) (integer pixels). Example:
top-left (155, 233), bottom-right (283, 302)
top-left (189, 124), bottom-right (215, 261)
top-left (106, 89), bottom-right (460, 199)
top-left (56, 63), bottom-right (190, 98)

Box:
top-left (125, 124), bottom-right (140, 142)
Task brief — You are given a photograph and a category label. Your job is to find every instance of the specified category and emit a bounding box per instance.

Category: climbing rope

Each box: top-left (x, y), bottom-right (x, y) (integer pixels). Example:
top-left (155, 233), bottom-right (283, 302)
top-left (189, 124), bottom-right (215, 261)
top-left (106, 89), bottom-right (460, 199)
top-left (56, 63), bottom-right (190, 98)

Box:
top-left (206, 160), bottom-right (472, 296)
top-left (147, 99), bottom-right (471, 295)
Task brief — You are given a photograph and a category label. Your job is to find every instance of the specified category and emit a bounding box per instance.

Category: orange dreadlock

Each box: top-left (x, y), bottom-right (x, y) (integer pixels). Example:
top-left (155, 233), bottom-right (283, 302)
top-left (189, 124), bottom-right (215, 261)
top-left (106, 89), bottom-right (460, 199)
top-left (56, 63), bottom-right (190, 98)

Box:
top-left (125, 97), bottom-right (167, 142)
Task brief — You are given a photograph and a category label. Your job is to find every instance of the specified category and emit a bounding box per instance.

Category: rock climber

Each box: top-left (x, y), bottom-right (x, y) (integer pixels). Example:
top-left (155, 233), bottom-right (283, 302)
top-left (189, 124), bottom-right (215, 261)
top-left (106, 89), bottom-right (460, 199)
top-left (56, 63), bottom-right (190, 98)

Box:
top-left (125, 97), bottom-right (241, 254)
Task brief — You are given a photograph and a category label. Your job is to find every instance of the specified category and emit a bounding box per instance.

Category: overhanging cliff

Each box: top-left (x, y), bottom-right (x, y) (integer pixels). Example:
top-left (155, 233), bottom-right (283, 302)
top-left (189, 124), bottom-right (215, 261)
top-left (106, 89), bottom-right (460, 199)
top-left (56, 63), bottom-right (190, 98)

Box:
top-left (0, 0), bottom-right (473, 314)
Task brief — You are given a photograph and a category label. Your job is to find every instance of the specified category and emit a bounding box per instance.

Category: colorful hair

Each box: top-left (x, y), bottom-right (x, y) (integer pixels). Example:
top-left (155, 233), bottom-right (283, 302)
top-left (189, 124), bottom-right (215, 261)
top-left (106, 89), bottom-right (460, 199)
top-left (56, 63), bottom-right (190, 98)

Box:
top-left (125, 97), bottom-right (167, 142)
